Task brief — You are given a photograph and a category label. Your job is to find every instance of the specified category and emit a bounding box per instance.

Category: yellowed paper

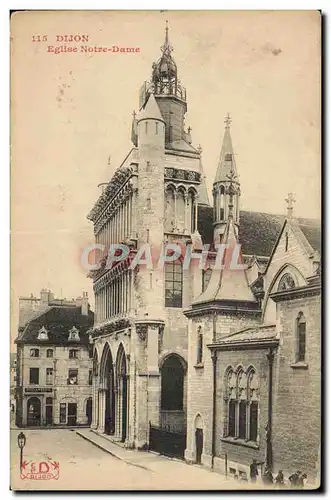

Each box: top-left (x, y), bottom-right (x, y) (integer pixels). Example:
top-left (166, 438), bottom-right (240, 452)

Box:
top-left (11, 10), bottom-right (321, 491)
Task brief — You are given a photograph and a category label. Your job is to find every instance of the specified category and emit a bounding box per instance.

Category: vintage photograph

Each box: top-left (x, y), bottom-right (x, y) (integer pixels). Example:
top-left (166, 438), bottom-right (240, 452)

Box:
top-left (10, 10), bottom-right (321, 490)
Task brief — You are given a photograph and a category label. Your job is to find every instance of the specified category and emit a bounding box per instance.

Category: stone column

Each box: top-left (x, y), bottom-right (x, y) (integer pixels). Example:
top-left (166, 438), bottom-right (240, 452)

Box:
top-left (135, 320), bottom-right (164, 450)
top-left (97, 389), bottom-right (105, 433)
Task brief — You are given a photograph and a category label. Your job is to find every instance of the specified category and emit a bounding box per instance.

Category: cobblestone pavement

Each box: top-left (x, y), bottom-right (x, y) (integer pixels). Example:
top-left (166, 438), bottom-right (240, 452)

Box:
top-left (10, 428), bottom-right (247, 491)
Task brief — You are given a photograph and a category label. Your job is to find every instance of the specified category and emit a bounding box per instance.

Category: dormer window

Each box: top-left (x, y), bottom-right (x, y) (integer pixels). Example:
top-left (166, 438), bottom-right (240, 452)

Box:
top-left (225, 153), bottom-right (232, 161)
top-left (68, 326), bottom-right (80, 342)
top-left (37, 326), bottom-right (48, 341)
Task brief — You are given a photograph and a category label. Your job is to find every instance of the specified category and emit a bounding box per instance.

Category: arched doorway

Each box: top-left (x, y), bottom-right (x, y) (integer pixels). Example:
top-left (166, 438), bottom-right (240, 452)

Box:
top-left (116, 344), bottom-right (128, 442)
top-left (160, 354), bottom-right (186, 432)
top-left (86, 397), bottom-right (92, 426)
top-left (27, 397), bottom-right (41, 426)
top-left (194, 414), bottom-right (204, 465)
top-left (100, 344), bottom-right (115, 435)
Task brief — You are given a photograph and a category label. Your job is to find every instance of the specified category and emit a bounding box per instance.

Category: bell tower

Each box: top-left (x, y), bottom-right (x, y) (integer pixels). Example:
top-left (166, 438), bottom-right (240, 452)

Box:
top-left (139, 22), bottom-right (189, 149)
top-left (213, 113), bottom-right (241, 243)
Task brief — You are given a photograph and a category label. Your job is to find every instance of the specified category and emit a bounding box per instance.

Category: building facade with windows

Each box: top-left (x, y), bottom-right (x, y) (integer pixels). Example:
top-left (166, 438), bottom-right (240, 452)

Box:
top-left (87, 24), bottom-right (321, 482)
top-left (15, 291), bottom-right (94, 427)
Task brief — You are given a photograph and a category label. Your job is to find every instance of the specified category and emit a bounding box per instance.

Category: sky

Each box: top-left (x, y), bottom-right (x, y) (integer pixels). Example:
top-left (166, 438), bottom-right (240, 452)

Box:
top-left (11, 10), bottom-right (321, 345)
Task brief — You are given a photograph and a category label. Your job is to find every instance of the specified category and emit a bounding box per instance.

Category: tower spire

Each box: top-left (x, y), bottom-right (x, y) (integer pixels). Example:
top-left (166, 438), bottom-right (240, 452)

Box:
top-left (161, 20), bottom-right (173, 54)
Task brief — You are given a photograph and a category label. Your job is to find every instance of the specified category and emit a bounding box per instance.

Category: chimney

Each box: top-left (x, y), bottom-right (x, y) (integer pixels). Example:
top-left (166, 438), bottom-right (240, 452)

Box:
top-left (77, 292), bottom-right (89, 316)
top-left (40, 288), bottom-right (51, 305)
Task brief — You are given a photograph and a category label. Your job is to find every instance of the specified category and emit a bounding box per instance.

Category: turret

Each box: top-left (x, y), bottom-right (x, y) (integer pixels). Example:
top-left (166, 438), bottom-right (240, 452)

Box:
top-left (213, 113), bottom-right (241, 244)
top-left (135, 93), bottom-right (166, 319)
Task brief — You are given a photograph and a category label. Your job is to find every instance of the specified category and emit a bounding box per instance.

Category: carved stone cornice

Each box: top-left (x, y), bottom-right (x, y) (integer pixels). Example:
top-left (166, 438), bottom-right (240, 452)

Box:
top-left (164, 167), bottom-right (201, 184)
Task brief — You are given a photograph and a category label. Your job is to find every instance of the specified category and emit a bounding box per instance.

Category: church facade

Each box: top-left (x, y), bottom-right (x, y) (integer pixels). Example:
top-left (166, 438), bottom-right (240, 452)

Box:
top-left (87, 26), bottom-right (321, 482)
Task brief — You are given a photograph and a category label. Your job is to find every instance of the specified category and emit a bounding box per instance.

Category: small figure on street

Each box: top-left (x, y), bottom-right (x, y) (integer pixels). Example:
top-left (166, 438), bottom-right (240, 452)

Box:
top-left (297, 473), bottom-right (307, 489)
top-left (275, 469), bottom-right (284, 487)
top-left (250, 459), bottom-right (263, 483)
top-left (262, 466), bottom-right (274, 485)
top-left (289, 470), bottom-right (301, 488)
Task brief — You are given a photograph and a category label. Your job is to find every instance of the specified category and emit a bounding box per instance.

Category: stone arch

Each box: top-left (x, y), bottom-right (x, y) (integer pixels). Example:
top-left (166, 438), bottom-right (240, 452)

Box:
top-left (115, 343), bottom-right (128, 442)
top-left (160, 353), bottom-right (185, 412)
top-left (159, 350), bottom-right (187, 374)
top-left (176, 187), bottom-right (186, 232)
top-left (99, 342), bottom-right (115, 435)
top-left (27, 396), bottom-right (41, 426)
top-left (263, 263), bottom-right (307, 322)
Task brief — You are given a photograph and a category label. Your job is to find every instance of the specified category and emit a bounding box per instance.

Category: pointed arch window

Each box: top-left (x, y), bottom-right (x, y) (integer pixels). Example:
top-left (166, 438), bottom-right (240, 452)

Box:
top-left (224, 366), bottom-right (259, 443)
top-left (296, 312), bottom-right (306, 362)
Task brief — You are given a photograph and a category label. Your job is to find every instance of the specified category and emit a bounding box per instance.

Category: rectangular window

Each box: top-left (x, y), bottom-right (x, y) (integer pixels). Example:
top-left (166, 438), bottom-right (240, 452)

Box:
top-left (46, 368), bottom-right (53, 385)
top-left (68, 369), bottom-right (78, 385)
top-left (88, 369), bottom-right (93, 385)
top-left (239, 401), bottom-right (247, 439)
top-left (29, 368), bottom-right (39, 385)
top-left (46, 349), bottom-right (53, 358)
top-left (60, 403), bottom-right (66, 424)
top-left (249, 402), bottom-right (258, 442)
top-left (69, 349), bottom-right (78, 359)
top-left (228, 401), bottom-right (236, 437)
top-left (165, 260), bottom-right (183, 308)
top-left (225, 153), bottom-right (232, 161)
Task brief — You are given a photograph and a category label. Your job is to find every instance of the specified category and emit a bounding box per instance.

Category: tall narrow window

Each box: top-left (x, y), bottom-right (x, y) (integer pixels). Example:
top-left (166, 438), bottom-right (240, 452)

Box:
top-left (46, 368), bottom-right (53, 385)
top-left (155, 122), bottom-right (158, 135)
top-left (249, 402), bottom-right (258, 441)
top-left (297, 312), bottom-right (306, 362)
top-left (239, 401), bottom-right (247, 439)
top-left (285, 232), bottom-right (289, 252)
top-left (197, 327), bottom-right (203, 364)
top-left (228, 401), bottom-right (236, 437)
top-left (165, 260), bottom-right (183, 308)
top-left (145, 122), bottom-right (148, 134)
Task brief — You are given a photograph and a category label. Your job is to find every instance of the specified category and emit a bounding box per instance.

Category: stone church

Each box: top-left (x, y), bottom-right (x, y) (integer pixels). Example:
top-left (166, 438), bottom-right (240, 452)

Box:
top-left (86, 26), bottom-right (321, 482)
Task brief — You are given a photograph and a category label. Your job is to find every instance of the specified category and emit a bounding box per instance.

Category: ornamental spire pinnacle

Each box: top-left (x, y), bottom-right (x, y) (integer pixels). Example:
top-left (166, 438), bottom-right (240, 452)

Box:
top-left (224, 112), bottom-right (232, 129)
top-left (161, 20), bottom-right (173, 54)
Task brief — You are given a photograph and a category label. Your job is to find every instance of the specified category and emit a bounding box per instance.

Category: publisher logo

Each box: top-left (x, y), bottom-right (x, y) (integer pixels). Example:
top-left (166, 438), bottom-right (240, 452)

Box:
top-left (20, 460), bottom-right (60, 480)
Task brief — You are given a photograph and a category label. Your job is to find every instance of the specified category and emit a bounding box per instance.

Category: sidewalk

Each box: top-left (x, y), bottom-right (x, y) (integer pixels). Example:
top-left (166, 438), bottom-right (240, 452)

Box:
top-left (75, 428), bottom-right (266, 490)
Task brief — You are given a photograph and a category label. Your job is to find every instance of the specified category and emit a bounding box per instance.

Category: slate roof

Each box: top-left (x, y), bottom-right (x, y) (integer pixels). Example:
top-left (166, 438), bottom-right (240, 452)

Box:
top-left (198, 207), bottom-right (321, 258)
top-left (215, 324), bottom-right (277, 345)
top-left (15, 306), bottom-right (94, 346)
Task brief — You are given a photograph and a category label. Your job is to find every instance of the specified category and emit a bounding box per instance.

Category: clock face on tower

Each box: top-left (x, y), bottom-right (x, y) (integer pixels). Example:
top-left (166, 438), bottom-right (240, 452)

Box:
top-left (278, 273), bottom-right (296, 291)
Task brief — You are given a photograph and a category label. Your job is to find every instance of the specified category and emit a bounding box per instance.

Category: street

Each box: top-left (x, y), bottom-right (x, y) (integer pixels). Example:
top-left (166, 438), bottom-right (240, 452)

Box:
top-left (11, 428), bottom-right (242, 491)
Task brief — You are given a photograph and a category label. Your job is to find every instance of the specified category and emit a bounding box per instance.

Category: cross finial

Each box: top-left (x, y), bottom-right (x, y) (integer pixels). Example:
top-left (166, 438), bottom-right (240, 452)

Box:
top-left (161, 20), bottom-right (173, 53)
top-left (187, 126), bottom-right (192, 134)
top-left (224, 112), bottom-right (232, 129)
top-left (165, 20), bottom-right (169, 44)
top-left (285, 192), bottom-right (296, 219)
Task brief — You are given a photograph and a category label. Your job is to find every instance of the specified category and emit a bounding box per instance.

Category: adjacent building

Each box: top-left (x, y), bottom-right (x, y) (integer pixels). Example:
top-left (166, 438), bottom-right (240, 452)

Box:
top-left (86, 25), bottom-right (321, 482)
top-left (15, 290), bottom-right (94, 427)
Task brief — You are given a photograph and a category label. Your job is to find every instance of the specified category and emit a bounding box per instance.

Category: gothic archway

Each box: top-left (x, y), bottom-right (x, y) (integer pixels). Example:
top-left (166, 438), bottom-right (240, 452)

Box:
top-left (160, 354), bottom-right (186, 432)
top-left (116, 344), bottom-right (128, 442)
top-left (100, 343), bottom-right (115, 435)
